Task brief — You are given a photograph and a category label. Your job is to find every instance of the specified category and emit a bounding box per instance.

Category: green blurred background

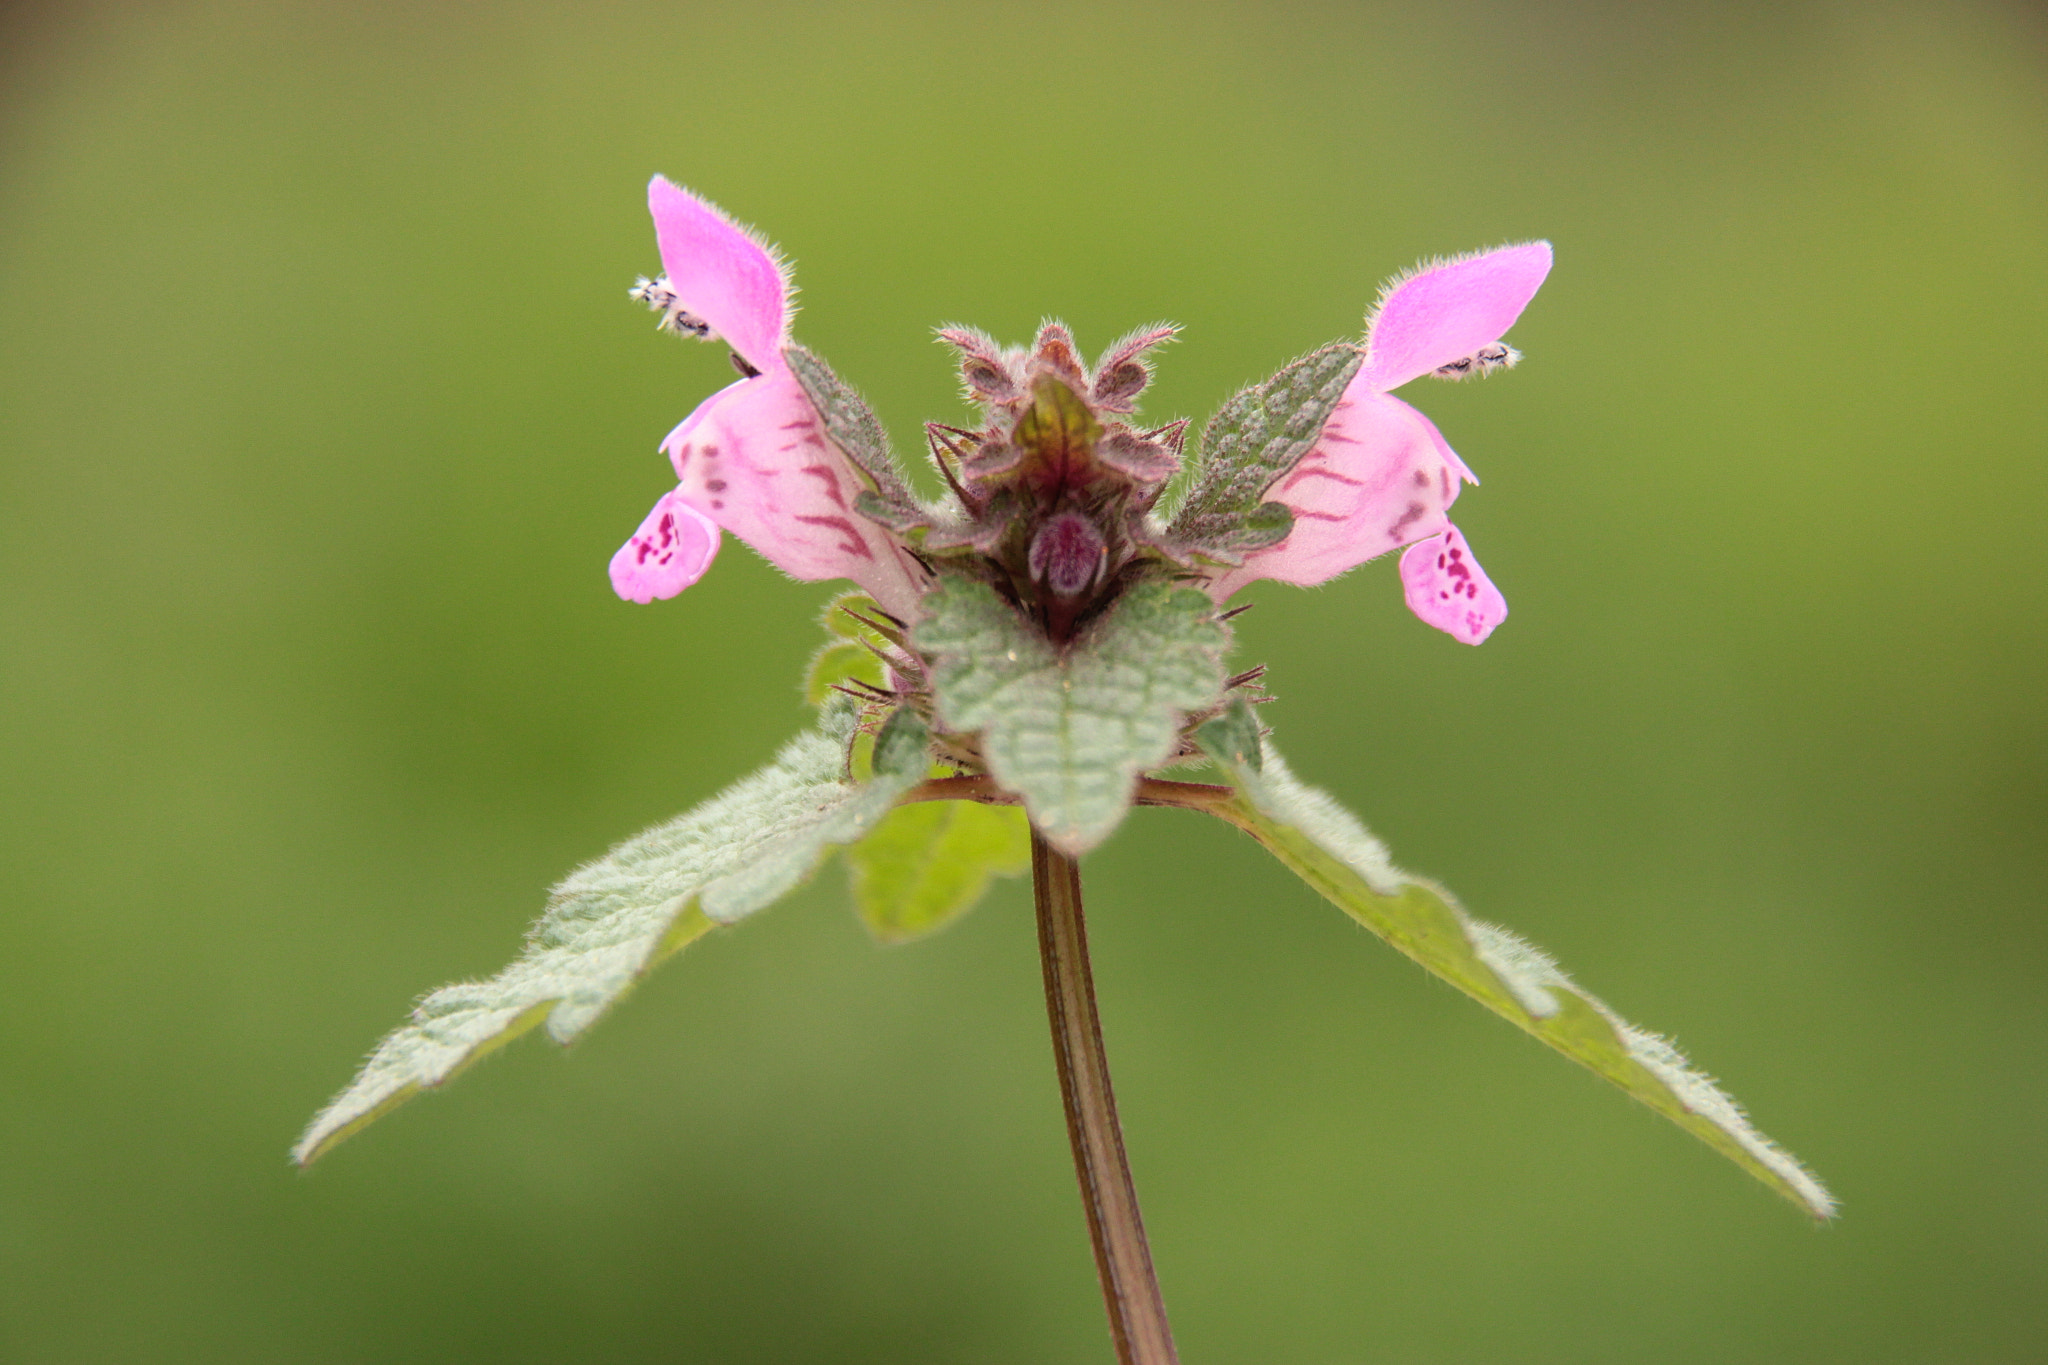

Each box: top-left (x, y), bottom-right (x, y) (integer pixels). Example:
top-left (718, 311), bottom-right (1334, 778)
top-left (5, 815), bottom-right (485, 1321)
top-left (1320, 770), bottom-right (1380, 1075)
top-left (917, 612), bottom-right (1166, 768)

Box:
top-left (3, 1), bottom-right (2044, 1360)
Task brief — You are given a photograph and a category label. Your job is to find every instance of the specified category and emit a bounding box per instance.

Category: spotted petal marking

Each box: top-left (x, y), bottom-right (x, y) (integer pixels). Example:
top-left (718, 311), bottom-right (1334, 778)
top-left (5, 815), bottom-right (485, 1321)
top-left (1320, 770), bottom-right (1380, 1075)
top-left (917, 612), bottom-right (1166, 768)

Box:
top-left (1399, 524), bottom-right (1507, 645)
top-left (610, 491), bottom-right (721, 603)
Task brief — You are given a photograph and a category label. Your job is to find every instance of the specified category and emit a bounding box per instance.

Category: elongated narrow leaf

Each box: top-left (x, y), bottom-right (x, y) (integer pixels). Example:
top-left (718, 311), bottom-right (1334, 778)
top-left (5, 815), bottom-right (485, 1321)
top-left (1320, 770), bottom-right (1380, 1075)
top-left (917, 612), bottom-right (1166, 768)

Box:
top-left (1196, 707), bottom-right (1835, 1218)
top-left (849, 800), bottom-right (1030, 942)
top-left (914, 576), bottom-right (1228, 853)
top-left (295, 707), bottom-right (930, 1166)
top-left (1165, 342), bottom-right (1362, 550)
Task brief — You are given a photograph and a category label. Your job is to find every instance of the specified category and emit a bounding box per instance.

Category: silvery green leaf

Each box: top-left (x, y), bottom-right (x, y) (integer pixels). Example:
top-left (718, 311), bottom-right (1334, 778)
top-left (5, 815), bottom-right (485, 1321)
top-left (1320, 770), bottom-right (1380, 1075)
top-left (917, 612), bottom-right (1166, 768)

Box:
top-left (294, 708), bottom-right (930, 1167)
top-left (852, 487), bottom-right (931, 533)
top-left (1195, 705), bottom-right (1836, 1219)
top-left (914, 576), bottom-right (1227, 853)
top-left (1219, 498), bottom-right (1295, 552)
top-left (783, 342), bottom-right (924, 519)
top-left (848, 799), bottom-right (1030, 943)
top-left (1164, 342), bottom-right (1361, 549)
top-left (699, 708), bottom-right (929, 921)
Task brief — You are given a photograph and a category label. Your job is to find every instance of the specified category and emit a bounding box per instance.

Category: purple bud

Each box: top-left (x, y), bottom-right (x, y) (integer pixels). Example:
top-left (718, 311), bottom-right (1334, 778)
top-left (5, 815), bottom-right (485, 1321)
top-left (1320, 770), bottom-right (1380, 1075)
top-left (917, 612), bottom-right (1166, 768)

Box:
top-left (936, 326), bottom-right (1019, 402)
top-left (1092, 360), bottom-right (1149, 407)
top-left (1090, 324), bottom-right (1176, 412)
top-left (1031, 323), bottom-right (1088, 388)
top-left (1028, 511), bottom-right (1107, 598)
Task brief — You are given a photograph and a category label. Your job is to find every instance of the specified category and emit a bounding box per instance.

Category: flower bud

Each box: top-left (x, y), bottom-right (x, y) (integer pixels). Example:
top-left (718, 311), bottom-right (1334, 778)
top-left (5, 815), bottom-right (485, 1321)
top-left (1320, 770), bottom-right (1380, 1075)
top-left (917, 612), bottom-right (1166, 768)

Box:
top-left (1028, 510), bottom-right (1108, 599)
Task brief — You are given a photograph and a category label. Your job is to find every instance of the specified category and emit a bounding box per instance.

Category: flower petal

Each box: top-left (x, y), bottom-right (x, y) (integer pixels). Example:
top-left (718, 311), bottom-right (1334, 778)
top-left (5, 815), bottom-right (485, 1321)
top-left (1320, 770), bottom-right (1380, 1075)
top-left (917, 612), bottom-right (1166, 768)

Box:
top-left (1400, 524), bottom-right (1507, 644)
top-left (1207, 389), bottom-right (1462, 598)
top-left (1409, 396), bottom-right (1479, 487)
top-left (663, 370), bottom-right (925, 619)
top-left (647, 177), bottom-right (791, 374)
top-left (1360, 242), bottom-right (1552, 392)
top-left (610, 491), bottom-right (720, 603)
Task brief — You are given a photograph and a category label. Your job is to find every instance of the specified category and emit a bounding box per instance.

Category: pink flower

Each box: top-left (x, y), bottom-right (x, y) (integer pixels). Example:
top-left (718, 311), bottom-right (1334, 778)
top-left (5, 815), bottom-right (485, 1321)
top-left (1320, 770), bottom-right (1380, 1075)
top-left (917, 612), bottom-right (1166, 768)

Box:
top-left (1206, 243), bottom-right (1552, 644)
top-left (609, 178), bottom-right (925, 619)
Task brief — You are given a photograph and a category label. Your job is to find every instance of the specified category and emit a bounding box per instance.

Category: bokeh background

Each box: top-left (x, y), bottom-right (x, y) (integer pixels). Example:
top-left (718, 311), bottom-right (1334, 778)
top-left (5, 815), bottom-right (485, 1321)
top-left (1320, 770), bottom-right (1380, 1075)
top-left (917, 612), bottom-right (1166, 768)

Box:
top-left (4, 1), bottom-right (2045, 1360)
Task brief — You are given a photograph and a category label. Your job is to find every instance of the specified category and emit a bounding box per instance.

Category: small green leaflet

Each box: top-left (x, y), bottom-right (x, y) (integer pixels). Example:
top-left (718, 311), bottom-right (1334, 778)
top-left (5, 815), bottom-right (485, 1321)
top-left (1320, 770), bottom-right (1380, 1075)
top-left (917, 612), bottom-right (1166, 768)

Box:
top-left (913, 576), bottom-right (1228, 854)
top-left (805, 641), bottom-right (885, 706)
top-left (806, 590), bottom-right (903, 709)
top-left (293, 706), bottom-right (931, 1167)
top-left (849, 800), bottom-right (1030, 942)
top-left (1164, 342), bottom-right (1361, 552)
top-left (1195, 703), bottom-right (1836, 1219)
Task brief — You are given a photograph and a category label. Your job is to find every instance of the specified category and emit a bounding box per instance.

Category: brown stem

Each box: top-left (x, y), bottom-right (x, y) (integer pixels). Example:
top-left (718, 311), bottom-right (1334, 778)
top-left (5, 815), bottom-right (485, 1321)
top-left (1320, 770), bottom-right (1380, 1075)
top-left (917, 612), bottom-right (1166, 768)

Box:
top-left (901, 774), bottom-right (1016, 806)
top-left (898, 774), bottom-right (1238, 813)
top-left (1030, 828), bottom-right (1181, 1365)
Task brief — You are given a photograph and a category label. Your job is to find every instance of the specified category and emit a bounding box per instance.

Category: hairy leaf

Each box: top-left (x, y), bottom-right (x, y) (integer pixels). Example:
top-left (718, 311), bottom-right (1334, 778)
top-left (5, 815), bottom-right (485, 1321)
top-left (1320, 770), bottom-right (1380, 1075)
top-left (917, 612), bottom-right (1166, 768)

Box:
top-left (783, 343), bottom-right (924, 517)
top-left (294, 706), bottom-right (931, 1166)
top-left (849, 800), bottom-right (1030, 942)
top-left (1192, 708), bottom-right (1834, 1218)
top-left (1166, 342), bottom-right (1361, 549)
top-left (914, 576), bottom-right (1227, 853)
top-left (1195, 689), bottom-right (1264, 774)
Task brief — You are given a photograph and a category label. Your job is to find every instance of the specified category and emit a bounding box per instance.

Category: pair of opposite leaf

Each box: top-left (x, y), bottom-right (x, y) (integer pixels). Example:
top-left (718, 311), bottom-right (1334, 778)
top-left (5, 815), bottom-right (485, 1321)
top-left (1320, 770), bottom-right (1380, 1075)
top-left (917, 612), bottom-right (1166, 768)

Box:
top-left (297, 179), bottom-right (1833, 1224)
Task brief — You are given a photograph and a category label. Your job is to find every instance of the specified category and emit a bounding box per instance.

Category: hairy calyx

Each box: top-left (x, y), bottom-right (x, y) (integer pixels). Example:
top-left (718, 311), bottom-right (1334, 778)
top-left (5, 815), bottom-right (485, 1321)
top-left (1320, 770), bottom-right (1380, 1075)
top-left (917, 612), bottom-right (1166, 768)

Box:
top-left (912, 323), bottom-right (1196, 643)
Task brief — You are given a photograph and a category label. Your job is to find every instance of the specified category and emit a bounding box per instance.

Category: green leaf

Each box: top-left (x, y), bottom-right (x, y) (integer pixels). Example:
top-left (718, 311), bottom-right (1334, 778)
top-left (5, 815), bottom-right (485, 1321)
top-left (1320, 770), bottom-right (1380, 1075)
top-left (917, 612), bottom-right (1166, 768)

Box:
top-left (820, 591), bottom-right (892, 641)
top-left (783, 343), bottom-right (923, 517)
top-left (913, 575), bottom-right (1227, 853)
top-left (1193, 693), bottom-right (1262, 774)
top-left (848, 800), bottom-right (1030, 942)
top-left (1165, 342), bottom-right (1361, 550)
top-left (805, 641), bottom-right (885, 706)
top-left (1225, 498), bottom-right (1295, 552)
top-left (294, 706), bottom-right (931, 1167)
top-left (1195, 714), bottom-right (1836, 1219)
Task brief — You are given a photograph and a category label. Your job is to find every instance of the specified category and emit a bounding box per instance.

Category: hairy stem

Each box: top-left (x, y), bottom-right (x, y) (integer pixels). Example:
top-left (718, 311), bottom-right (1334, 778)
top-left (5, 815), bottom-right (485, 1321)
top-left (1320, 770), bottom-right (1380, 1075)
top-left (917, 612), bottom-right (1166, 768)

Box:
top-left (1030, 828), bottom-right (1181, 1365)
